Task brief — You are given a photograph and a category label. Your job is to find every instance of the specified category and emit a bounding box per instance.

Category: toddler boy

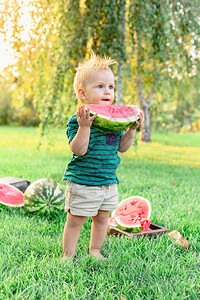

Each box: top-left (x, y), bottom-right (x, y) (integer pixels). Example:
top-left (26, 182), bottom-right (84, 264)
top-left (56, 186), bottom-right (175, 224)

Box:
top-left (62, 54), bottom-right (143, 261)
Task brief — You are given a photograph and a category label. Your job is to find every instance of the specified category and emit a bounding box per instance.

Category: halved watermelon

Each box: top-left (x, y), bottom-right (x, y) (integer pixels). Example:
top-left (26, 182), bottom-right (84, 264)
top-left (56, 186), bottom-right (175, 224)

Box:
top-left (87, 104), bottom-right (142, 132)
top-left (112, 196), bottom-right (151, 220)
top-left (115, 216), bottom-right (142, 233)
top-left (24, 178), bottom-right (65, 213)
top-left (0, 183), bottom-right (24, 207)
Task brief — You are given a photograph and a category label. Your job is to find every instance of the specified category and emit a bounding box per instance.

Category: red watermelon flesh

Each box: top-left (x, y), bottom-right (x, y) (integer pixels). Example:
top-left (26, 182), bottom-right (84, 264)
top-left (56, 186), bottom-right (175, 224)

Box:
top-left (87, 104), bottom-right (140, 120)
top-left (140, 218), bottom-right (151, 231)
top-left (0, 183), bottom-right (24, 207)
top-left (112, 196), bottom-right (151, 220)
top-left (108, 217), bottom-right (117, 227)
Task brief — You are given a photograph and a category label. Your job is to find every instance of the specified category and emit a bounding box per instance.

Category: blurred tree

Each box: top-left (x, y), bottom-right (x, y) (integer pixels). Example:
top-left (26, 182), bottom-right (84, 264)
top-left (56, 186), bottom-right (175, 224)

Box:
top-left (46, 0), bottom-right (88, 130)
top-left (1, 0), bottom-right (88, 131)
top-left (0, 78), bottom-right (12, 125)
top-left (128, 0), bottom-right (199, 141)
top-left (85, 0), bottom-right (126, 103)
top-left (1, 0), bottom-right (199, 140)
top-left (0, 0), bottom-right (56, 126)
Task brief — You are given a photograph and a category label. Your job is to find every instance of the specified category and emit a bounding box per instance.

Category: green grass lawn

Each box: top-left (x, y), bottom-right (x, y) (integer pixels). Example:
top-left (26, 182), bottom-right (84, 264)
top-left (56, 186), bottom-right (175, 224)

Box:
top-left (0, 126), bottom-right (199, 299)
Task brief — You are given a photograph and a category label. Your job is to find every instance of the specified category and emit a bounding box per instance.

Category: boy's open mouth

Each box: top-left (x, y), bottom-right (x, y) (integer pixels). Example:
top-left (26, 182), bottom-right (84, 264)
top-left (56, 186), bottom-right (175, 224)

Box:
top-left (101, 99), bottom-right (110, 105)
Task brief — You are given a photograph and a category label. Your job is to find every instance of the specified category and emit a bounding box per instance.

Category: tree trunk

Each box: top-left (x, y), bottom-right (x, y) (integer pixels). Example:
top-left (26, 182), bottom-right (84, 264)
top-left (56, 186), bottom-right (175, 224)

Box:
top-left (141, 104), bottom-right (151, 142)
top-left (116, 60), bottom-right (123, 104)
top-left (116, 0), bottom-right (126, 104)
top-left (137, 74), bottom-right (153, 142)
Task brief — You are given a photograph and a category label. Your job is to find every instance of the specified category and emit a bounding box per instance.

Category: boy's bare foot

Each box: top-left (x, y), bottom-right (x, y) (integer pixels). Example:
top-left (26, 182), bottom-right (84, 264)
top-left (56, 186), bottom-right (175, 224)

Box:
top-left (89, 249), bottom-right (105, 261)
top-left (61, 254), bottom-right (74, 263)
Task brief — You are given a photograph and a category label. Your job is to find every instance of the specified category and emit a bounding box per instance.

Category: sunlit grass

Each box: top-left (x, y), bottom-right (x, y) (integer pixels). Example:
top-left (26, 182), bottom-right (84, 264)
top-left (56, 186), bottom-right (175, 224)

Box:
top-left (0, 126), bottom-right (199, 299)
top-left (133, 142), bottom-right (200, 168)
top-left (1, 127), bottom-right (200, 168)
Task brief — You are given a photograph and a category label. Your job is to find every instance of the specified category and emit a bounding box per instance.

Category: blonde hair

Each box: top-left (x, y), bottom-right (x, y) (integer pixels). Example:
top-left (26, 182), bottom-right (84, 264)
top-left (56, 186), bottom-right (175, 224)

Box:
top-left (74, 53), bottom-right (117, 102)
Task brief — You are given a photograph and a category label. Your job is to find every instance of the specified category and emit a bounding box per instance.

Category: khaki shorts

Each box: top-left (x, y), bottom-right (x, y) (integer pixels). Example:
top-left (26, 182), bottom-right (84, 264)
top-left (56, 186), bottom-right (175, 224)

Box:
top-left (65, 181), bottom-right (118, 216)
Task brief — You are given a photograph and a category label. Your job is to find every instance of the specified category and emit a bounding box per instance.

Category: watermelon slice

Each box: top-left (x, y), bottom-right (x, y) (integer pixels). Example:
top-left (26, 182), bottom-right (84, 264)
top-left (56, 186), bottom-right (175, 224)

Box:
top-left (115, 216), bottom-right (142, 233)
top-left (108, 217), bottom-right (117, 227)
top-left (0, 183), bottom-right (24, 207)
top-left (87, 104), bottom-right (142, 132)
top-left (112, 196), bottom-right (151, 220)
top-left (140, 218), bottom-right (151, 231)
top-left (108, 216), bottom-right (151, 232)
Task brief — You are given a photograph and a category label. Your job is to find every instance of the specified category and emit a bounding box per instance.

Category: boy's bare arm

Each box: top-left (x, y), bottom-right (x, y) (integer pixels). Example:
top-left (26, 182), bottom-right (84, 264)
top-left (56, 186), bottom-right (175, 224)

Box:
top-left (70, 127), bottom-right (90, 156)
top-left (118, 128), bottom-right (136, 153)
top-left (70, 105), bottom-right (97, 157)
top-left (118, 112), bottom-right (143, 153)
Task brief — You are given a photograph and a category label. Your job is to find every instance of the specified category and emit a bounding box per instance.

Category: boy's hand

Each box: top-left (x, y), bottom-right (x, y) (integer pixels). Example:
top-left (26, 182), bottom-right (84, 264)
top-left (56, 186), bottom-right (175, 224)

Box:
top-left (77, 105), bottom-right (97, 128)
top-left (129, 111), bottom-right (144, 130)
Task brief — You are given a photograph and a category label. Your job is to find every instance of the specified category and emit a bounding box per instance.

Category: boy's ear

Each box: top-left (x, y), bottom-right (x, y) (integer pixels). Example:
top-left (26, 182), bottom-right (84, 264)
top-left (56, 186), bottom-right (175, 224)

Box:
top-left (77, 88), bottom-right (86, 101)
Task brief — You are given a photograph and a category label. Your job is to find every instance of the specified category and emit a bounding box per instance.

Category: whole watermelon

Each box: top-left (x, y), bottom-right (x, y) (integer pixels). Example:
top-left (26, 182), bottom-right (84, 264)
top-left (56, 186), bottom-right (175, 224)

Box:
top-left (24, 178), bottom-right (65, 214)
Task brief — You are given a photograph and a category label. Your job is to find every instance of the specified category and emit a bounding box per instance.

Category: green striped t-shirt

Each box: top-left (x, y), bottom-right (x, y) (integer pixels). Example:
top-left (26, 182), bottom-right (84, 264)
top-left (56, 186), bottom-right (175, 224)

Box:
top-left (63, 114), bottom-right (123, 186)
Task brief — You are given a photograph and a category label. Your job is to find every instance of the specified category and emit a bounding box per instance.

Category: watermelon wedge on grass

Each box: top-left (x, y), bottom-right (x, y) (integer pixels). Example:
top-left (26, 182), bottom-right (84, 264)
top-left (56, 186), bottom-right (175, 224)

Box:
top-left (109, 196), bottom-right (152, 232)
top-left (24, 178), bottom-right (65, 214)
top-left (87, 104), bottom-right (142, 132)
top-left (0, 183), bottom-right (24, 207)
top-left (108, 216), bottom-right (151, 232)
top-left (115, 216), bottom-right (142, 233)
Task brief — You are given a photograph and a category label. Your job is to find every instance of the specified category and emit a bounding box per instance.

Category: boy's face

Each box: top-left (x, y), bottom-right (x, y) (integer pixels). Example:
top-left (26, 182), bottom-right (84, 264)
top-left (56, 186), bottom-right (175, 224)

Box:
top-left (78, 69), bottom-right (115, 105)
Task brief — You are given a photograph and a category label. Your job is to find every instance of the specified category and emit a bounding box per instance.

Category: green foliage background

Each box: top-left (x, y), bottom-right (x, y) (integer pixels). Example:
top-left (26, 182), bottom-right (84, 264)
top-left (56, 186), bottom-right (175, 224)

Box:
top-left (0, 0), bottom-right (199, 135)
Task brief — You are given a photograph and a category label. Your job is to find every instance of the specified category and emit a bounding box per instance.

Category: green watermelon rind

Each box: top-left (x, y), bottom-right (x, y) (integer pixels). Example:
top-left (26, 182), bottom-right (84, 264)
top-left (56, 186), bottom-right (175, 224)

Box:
top-left (0, 201), bottom-right (24, 208)
top-left (91, 114), bottom-right (138, 132)
top-left (24, 179), bottom-right (65, 213)
top-left (112, 196), bottom-right (151, 220)
top-left (115, 216), bottom-right (142, 233)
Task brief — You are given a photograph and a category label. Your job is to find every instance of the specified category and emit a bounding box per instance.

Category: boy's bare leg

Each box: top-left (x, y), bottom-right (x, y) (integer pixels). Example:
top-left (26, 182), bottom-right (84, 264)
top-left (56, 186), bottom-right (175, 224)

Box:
top-left (62, 211), bottom-right (87, 260)
top-left (89, 210), bottom-right (110, 260)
